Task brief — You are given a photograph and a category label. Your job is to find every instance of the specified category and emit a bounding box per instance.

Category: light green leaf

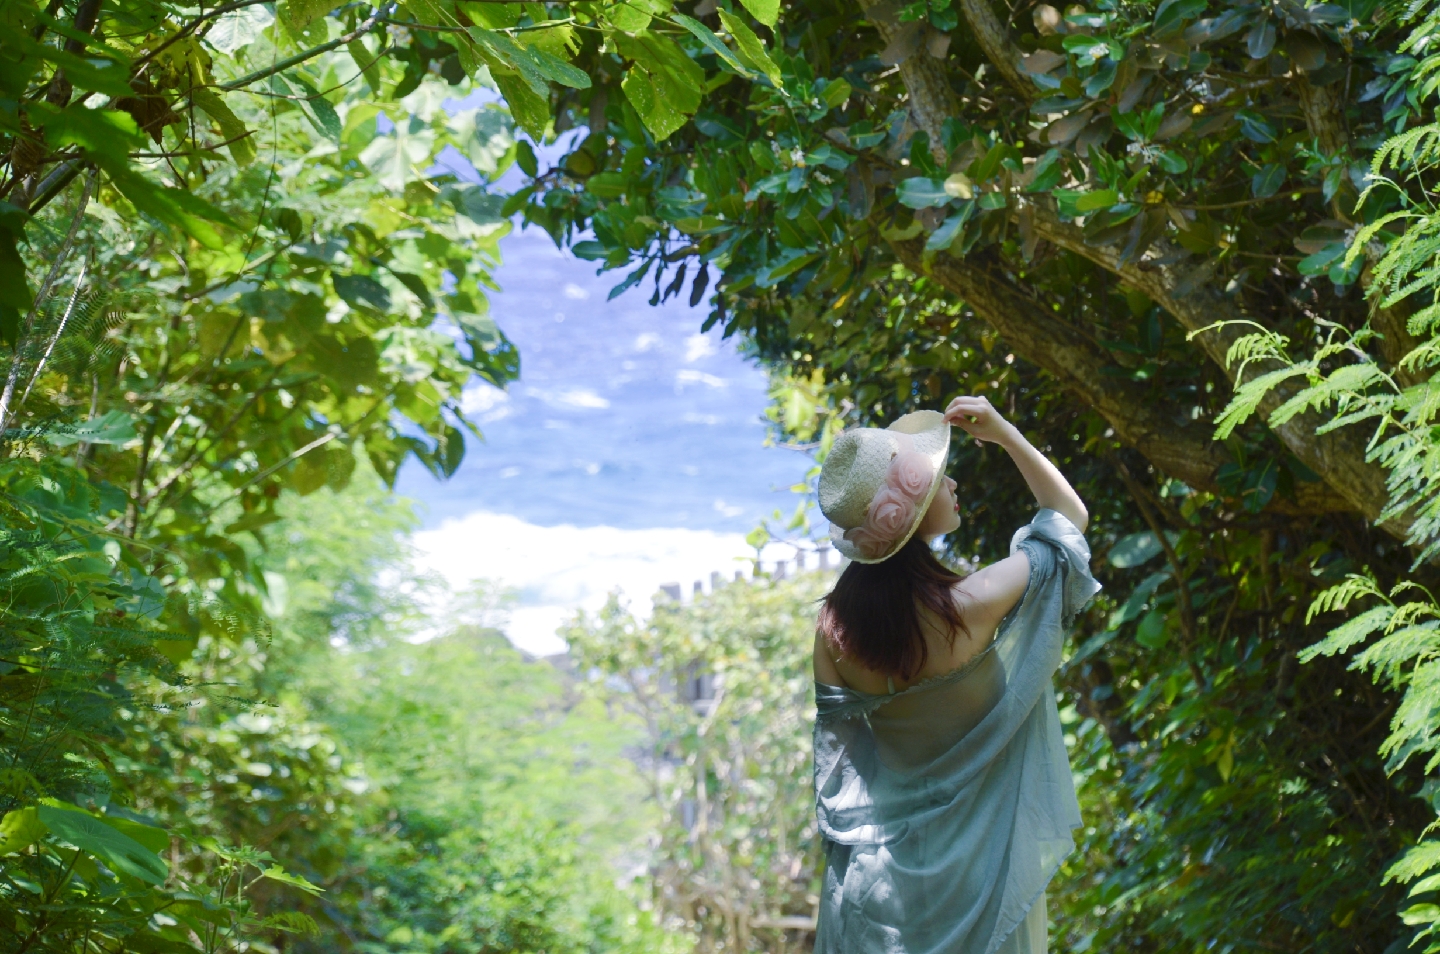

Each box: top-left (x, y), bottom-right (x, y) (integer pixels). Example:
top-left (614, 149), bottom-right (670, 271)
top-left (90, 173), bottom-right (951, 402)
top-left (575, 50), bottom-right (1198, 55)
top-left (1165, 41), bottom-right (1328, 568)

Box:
top-left (206, 5), bottom-right (274, 54)
top-left (717, 10), bottom-right (784, 87)
top-left (738, 0), bottom-right (779, 27)
top-left (284, 0), bottom-right (344, 28)
top-left (491, 72), bottom-right (550, 140)
top-left (614, 35), bottom-right (704, 141)
top-left (358, 118), bottom-right (436, 192)
top-left (1075, 189), bottom-right (1119, 211)
top-left (190, 88), bottom-right (255, 166)
top-left (99, 814), bottom-right (169, 855)
top-left (276, 74), bottom-right (341, 142)
top-left (1135, 609), bottom-right (1169, 649)
top-left (672, 14), bottom-right (754, 77)
top-left (0, 808), bottom-right (45, 855)
top-left (605, 0), bottom-right (671, 33)
top-left (1109, 531), bottom-right (1177, 567)
top-left (32, 103), bottom-right (146, 159)
top-left (261, 865), bottom-right (325, 895)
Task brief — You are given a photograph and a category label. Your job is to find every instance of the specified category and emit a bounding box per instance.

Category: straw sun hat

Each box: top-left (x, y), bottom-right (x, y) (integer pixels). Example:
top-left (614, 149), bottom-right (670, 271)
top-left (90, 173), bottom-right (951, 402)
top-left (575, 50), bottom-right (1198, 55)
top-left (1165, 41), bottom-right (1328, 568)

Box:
top-left (819, 410), bottom-right (951, 564)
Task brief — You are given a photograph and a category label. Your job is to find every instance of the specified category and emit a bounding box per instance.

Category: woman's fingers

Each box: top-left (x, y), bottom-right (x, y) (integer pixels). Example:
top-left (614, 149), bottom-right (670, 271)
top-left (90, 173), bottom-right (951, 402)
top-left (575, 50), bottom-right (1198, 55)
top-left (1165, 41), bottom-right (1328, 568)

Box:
top-left (944, 396), bottom-right (995, 426)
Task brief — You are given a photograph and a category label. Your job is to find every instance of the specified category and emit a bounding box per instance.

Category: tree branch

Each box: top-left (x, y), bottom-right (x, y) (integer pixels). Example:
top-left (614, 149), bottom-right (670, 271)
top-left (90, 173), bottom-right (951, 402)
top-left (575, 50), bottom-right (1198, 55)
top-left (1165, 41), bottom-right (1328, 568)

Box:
top-left (891, 238), bottom-right (1352, 514)
top-left (1019, 200), bottom-right (1404, 538)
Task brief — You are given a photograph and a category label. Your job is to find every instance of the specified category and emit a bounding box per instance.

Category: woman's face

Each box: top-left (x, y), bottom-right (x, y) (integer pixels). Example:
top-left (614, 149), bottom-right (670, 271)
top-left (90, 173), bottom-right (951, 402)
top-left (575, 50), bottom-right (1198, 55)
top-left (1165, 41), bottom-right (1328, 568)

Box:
top-left (917, 475), bottom-right (961, 539)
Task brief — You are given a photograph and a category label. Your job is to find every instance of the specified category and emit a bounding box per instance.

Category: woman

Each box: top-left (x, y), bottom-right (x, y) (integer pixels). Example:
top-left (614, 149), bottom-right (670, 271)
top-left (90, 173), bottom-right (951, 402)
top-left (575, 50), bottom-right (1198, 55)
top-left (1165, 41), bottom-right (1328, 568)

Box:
top-left (812, 395), bottom-right (1098, 954)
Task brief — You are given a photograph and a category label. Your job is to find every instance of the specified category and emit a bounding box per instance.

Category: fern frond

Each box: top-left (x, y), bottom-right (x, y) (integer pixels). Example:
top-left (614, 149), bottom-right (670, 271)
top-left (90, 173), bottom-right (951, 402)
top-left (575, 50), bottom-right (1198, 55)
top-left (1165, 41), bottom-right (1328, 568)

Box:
top-left (1299, 606), bottom-right (1395, 662)
top-left (1308, 573), bottom-right (1386, 621)
top-left (1212, 366), bottom-right (1311, 439)
top-left (1386, 840), bottom-right (1440, 885)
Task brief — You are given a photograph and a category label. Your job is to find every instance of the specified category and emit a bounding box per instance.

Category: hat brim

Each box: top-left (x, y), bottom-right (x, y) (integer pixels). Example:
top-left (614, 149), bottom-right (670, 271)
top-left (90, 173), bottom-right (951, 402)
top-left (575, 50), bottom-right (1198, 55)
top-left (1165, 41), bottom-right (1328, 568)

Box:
top-left (830, 411), bottom-right (951, 564)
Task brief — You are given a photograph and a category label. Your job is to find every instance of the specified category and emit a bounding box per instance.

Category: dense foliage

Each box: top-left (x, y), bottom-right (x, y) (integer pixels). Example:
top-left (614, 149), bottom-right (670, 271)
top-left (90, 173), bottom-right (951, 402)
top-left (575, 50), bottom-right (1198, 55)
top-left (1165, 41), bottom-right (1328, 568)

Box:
top-left (9, 0), bottom-right (1440, 950)
top-left (501, 0), bottom-right (1440, 949)
top-left (0, 0), bottom-right (705, 947)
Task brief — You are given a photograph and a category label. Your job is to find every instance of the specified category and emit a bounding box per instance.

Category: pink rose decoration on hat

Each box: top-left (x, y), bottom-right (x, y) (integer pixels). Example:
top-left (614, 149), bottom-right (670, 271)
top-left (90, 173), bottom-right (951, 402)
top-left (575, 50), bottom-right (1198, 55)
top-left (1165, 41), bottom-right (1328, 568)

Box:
top-left (866, 485), bottom-right (916, 540)
top-left (843, 525), bottom-right (891, 560)
top-left (888, 452), bottom-right (932, 499)
top-left (839, 449), bottom-right (936, 559)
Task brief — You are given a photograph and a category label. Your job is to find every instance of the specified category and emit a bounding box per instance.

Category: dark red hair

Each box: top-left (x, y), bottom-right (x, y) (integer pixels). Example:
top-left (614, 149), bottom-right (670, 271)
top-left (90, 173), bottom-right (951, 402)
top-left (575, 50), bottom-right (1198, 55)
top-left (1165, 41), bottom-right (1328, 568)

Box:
top-left (818, 538), bottom-right (970, 680)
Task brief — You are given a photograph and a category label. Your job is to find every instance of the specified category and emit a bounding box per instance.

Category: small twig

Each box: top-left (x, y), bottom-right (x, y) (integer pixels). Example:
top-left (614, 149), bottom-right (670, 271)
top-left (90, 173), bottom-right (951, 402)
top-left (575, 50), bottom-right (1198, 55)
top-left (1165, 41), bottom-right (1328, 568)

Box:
top-left (21, 254), bottom-right (89, 404)
top-left (130, 129), bottom-right (257, 159)
top-left (219, 5), bottom-right (391, 91)
top-left (0, 169), bottom-right (97, 434)
top-left (181, 249), bottom-right (280, 301)
top-left (223, 431), bottom-right (338, 500)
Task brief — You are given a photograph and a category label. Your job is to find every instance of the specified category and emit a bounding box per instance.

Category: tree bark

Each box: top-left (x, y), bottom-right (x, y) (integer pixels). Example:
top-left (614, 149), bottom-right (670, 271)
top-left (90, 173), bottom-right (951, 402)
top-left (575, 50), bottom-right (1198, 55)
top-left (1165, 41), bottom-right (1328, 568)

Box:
top-left (1295, 72), bottom-right (1347, 158)
top-left (891, 238), bottom-right (1354, 514)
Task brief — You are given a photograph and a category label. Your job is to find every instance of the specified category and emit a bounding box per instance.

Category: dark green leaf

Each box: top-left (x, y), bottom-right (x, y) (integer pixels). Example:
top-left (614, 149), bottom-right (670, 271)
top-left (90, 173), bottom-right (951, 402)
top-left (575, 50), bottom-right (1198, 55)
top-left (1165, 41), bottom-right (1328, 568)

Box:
top-left (39, 804), bottom-right (168, 885)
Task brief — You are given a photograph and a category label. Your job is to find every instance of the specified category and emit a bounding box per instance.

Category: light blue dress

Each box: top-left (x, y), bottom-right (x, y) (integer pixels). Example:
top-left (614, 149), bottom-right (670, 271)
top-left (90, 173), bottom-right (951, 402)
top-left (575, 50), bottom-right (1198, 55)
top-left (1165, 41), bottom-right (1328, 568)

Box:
top-left (813, 510), bottom-right (1100, 954)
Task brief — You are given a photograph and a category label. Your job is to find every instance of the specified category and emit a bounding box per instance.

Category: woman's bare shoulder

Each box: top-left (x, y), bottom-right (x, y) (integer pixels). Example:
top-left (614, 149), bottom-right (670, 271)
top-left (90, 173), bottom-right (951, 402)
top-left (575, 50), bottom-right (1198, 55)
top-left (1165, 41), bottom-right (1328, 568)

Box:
top-left (953, 551), bottom-right (1032, 638)
top-left (813, 631), bottom-right (847, 688)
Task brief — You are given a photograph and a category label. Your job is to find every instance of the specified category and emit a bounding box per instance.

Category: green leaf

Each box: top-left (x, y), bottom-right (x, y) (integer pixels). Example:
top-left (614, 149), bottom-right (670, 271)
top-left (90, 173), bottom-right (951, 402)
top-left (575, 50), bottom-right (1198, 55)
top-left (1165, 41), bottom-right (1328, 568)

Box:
top-left (45, 410), bottom-right (136, 447)
top-left (32, 103), bottom-right (146, 159)
top-left (38, 804), bottom-right (168, 884)
top-left (470, 28), bottom-right (588, 96)
top-left (672, 14), bottom-right (753, 78)
top-left (516, 139), bottom-right (539, 177)
top-left (1235, 109), bottom-right (1276, 143)
top-left (1153, 0), bottom-right (1206, 33)
top-left (106, 167), bottom-right (235, 250)
top-left (0, 204), bottom-right (33, 316)
top-left (1156, 150), bottom-right (1187, 174)
top-left (1252, 163), bottom-right (1285, 198)
top-left (604, 0), bottom-right (670, 33)
top-left (1298, 243), bottom-right (1347, 276)
top-left (0, 807), bottom-right (45, 855)
top-left (277, 74), bottom-right (341, 142)
top-left (9, 33), bottom-right (133, 97)
top-left (924, 208), bottom-right (970, 252)
top-left (99, 814), bottom-right (169, 855)
top-left (1109, 531), bottom-right (1173, 567)
top-left (716, 10), bottom-right (784, 88)
top-left (348, 38), bottom-right (383, 93)
top-left (492, 72), bottom-right (550, 140)
top-left (1135, 609), bottom-right (1169, 649)
top-left (284, 0), bottom-right (344, 28)
top-left (738, 0), bottom-right (780, 27)
top-left (1110, 571), bottom-right (1168, 628)
top-left (260, 865), bottom-right (325, 896)
top-left (896, 177), bottom-right (951, 208)
top-left (616, 35), bottom-right (705, 141)
top-left (1075, 189), bottom-right (1119, 211)
top-left (333, 274), bottom-right (393, 312)
top-left (190, 88), bottom-right (256, 166)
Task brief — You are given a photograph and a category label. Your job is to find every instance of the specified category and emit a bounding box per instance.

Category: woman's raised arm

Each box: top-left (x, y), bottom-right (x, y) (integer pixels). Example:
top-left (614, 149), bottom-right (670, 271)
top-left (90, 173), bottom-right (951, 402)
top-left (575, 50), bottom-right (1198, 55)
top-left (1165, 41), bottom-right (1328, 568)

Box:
top-left (943, 395), bottom-right (1089, 534)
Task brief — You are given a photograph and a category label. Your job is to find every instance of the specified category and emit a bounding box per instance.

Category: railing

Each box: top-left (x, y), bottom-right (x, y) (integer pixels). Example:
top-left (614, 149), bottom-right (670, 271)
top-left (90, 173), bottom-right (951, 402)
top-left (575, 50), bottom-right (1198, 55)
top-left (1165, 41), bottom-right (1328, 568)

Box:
top-left (656, 543), bottom-right (842, 605)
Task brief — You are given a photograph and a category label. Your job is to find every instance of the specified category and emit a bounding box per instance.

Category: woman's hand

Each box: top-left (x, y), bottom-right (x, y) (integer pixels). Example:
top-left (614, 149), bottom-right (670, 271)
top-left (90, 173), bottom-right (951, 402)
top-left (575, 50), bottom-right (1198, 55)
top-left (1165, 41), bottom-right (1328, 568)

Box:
top-left (943, 395), bottom-right (1018, 445)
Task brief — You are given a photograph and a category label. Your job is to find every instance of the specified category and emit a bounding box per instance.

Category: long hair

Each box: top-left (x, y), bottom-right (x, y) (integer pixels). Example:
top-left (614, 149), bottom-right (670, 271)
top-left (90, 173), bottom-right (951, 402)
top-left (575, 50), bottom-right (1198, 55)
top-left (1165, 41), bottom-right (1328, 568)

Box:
top-left (818, 538), bottom-right (970, 680)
